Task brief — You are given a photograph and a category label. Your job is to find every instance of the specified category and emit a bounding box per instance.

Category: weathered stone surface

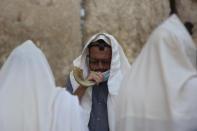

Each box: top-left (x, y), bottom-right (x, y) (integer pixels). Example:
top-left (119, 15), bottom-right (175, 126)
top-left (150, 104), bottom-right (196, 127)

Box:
top-left (0, 0), bottom-right (81, 86)
top-left (176, 0), bottom-right (197, 43)
top-left (83, 0), bottom-right (170, 63)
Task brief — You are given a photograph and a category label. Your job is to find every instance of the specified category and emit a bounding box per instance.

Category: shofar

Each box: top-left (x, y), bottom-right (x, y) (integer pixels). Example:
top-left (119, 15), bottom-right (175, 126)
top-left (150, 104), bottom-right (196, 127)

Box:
top-left (73, 66), bottom-right (96, 87)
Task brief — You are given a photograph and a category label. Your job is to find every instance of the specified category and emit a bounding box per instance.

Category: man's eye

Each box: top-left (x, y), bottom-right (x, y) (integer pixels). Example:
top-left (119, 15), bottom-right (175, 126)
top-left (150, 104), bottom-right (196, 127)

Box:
top-left (90, 60), bottom-right (98, 64)
top-left (102, 60), bottom-right (111, 64)
top-left (89, 58), bottom-right (111, 65)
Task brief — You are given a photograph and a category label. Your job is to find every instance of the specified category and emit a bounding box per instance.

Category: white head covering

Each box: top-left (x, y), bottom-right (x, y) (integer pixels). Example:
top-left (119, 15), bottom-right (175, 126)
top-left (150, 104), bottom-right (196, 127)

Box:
top-left (0, 40), bottom-right (86, 131)
top-left (71, 33), bottom-right (131, 95)
top-left (115, 14), bottom-right (197, 131)
top-left (69, 33), bottom-right (131, 130)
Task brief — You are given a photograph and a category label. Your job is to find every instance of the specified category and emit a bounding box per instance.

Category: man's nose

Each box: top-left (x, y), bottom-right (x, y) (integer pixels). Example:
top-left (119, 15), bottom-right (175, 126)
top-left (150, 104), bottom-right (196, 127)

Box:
top-left (98, 61), bottom-right (104, 68)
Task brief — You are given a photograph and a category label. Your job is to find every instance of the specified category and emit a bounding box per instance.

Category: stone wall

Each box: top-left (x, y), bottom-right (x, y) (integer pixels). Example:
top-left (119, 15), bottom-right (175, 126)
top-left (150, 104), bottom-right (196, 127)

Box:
top-left (0, 0), bottom-right (81, 86)
top-left (83, 0), bottom-right (170, 63)
top-left (1, 0), bottom-right (197, 86)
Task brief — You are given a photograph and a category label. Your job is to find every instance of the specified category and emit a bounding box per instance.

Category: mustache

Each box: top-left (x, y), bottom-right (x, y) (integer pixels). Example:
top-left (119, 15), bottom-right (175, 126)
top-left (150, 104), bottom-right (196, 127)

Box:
top-left (91, 68), bottom-right (108, 72)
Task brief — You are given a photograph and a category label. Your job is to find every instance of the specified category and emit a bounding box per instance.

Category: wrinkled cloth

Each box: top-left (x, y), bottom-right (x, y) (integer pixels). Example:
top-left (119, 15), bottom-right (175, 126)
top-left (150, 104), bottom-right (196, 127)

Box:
top-left (0, 40), bottom-right (86, 131)
top-left (115, 14), bottom-right (197, 131)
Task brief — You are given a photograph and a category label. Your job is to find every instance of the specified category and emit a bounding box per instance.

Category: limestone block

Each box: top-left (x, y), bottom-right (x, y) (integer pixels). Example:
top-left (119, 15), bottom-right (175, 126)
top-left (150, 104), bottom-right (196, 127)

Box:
top-left (83, 0), bottom-right (170, 63)
top-left (0, 0), bottom-right (81, 86)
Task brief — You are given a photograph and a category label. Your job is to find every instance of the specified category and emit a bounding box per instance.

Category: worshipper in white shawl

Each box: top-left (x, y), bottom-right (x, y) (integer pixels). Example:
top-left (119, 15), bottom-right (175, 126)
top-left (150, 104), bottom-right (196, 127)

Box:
top-left (0, 40), bottom-right (86, 131)
top-left (114, 14), bottom-right (197, 131)
top-left (65, 33), bottom-right (131, 131)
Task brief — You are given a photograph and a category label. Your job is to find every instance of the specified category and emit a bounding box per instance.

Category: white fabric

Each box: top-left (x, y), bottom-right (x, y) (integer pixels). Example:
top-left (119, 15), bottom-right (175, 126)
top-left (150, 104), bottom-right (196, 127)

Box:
top-left (114, 14), bottom-right (197, 131)
top-left (69, 33), bottom-right (131, 131)
top-left (0, 40), bottom-right (86, 131)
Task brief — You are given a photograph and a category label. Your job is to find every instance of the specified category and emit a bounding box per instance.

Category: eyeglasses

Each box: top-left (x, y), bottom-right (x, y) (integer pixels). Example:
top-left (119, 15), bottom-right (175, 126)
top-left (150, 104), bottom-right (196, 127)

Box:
top-left (89, 58), bottom-right (111, 65)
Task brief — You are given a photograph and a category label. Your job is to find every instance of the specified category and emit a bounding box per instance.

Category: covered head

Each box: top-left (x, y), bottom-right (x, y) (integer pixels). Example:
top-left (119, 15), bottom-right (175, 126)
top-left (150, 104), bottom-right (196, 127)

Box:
top-left (115, 14), bottom-right (197, 131)
top-left (0, 40), bottom-right (85, 131)
top-left (71, 33), bottom-right (131, 95)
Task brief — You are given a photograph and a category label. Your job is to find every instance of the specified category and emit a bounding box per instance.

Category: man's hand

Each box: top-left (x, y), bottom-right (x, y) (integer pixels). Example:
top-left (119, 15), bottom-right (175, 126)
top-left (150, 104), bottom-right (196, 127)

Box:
top-left (74, 71), bottom-right (105, 101)
top-left (86, 71), bottom-right (105, 85)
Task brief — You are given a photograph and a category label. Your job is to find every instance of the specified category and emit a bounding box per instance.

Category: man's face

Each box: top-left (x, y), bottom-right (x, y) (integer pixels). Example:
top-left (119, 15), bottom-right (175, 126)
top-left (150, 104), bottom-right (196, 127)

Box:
top-left (89, 46), bottom-right (112, 72)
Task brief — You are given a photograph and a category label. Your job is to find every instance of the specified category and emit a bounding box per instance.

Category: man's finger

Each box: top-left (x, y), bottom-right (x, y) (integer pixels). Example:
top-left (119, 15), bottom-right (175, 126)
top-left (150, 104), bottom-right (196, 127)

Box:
top-left (95, 72), bottom-right (105, 80)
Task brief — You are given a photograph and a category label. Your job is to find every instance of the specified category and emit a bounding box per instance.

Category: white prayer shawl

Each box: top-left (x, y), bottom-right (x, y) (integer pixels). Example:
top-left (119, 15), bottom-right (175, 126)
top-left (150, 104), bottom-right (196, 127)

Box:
top-left (0, 40), bottom-right (86, 131)
top-left (115, 14), bottom-right (197, 131)
top-left (69, 33), bottom-right (131, 131)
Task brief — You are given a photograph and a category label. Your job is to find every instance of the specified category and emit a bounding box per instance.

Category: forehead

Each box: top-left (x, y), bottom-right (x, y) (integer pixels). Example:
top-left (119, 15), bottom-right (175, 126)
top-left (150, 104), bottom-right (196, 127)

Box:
top-left (89, 46), bottom-right (112, 59)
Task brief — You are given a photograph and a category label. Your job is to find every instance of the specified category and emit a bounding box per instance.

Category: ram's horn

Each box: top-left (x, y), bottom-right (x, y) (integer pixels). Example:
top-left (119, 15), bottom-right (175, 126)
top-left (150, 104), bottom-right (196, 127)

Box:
top-left (73, 66), bottom-right (96, 87)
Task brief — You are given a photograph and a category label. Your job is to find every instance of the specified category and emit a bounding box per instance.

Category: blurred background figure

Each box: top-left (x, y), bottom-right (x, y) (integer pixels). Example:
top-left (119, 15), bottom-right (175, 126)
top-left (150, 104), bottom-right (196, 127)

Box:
top-left (0, 40), bottom-right (86, 131)
top-left (114, 14), bottom-right (197, 131)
